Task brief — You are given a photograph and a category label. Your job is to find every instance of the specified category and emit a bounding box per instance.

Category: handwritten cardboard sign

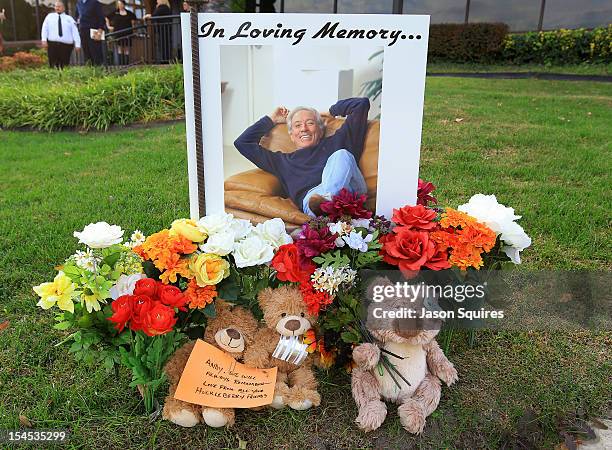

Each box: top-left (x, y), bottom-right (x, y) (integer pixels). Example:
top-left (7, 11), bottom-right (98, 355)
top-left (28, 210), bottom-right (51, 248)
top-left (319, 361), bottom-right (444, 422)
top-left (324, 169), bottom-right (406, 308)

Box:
top-left (173, 339), bottom-right (277, 408)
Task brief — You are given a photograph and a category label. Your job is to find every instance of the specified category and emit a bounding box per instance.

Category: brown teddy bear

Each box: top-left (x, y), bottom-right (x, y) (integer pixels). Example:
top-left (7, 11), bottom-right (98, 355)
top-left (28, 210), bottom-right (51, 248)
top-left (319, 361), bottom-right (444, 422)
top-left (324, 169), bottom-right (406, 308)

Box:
top-left (162, 302), bottom-right (258, 428)
top-left (351, 278), bottom-right (458, 434)
top-left (243, 285), bottom-right (321, 411)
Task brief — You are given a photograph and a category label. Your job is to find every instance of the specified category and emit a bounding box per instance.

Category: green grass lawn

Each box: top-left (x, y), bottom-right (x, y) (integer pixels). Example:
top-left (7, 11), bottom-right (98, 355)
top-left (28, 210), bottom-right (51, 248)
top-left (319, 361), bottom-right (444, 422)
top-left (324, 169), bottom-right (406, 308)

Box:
top-left (0, 77), bottom-right (610, 449)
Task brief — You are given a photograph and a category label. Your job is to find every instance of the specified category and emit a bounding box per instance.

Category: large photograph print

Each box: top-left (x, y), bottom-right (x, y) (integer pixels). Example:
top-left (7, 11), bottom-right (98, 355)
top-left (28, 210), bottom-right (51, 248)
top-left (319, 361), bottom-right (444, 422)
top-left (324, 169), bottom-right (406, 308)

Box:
top-left (182, 14), bottom-right (430, 227)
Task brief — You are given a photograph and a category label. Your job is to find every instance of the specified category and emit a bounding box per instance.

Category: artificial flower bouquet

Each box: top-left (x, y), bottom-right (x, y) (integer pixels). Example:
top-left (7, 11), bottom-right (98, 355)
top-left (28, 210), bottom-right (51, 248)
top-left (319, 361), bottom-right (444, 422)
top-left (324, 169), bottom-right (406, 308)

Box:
top-left (270, 181), bottom-right (531, 367)
top-left (33, 214), bottom-right (292, 412)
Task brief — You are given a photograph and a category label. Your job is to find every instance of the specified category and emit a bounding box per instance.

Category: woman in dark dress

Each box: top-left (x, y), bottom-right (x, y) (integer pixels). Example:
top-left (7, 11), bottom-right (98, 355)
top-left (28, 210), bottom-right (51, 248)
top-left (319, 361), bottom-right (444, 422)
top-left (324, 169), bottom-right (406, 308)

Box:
top-left (106, 0), bottom-right (137, 65)
top-left (144, 0), bottom-right (172, 63)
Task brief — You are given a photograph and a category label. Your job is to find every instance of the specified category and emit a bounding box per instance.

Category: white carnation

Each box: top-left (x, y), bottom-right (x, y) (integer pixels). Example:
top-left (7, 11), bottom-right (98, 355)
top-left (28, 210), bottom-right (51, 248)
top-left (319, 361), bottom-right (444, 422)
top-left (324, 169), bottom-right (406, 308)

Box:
top-left (232, 236), bottom-right (275, 268)
top-left (73, 222), bottom-right (124, 249)
top-left (253, 218), bottom-right (292, 250)
top-left (197, 212), bottom-right (234, 236)
top-left (109, 273), bottom-right (146, 300)
top-left (458, 194), bottom-right (531, 264)
top-left (200, 231), bottom-right (236, 256)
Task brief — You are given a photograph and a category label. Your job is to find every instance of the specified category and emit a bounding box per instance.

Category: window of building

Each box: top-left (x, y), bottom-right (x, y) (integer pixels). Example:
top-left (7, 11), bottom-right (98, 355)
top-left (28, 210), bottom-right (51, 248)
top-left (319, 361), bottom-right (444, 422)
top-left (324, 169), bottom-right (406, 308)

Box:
top-left (466, 0), bottom-right (540, 31)
top-left (543, 0), bottom-right (612, 30)
top-left (402, 0), bottom-right (466, 24)
top-left (282, 0), bottom-right (334, 13)
top-left (337, 0), bottom-right (393, 14)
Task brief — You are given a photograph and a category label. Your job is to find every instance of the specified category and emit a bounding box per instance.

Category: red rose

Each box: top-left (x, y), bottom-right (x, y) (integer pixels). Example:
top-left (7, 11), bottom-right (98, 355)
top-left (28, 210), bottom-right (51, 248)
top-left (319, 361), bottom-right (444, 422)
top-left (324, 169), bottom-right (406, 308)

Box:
top-left (158, 284), bottom-right (188, 311)
top-left (424, 244), bottom-right (451, 271)
top-left (392, 205), bottom-right (437, 231)
top-left (108, 294), bottom-right (133, 331)
top-left (142, 301), bottom-right (177, 336)
top-left (380, 228), bottom-right (438, 273)
top-left (133, 278), bottom-right (159, 298)
top-left (130, 294), bottom-right (153, 331)
top-left (272, 244), bottom-right (315, 283)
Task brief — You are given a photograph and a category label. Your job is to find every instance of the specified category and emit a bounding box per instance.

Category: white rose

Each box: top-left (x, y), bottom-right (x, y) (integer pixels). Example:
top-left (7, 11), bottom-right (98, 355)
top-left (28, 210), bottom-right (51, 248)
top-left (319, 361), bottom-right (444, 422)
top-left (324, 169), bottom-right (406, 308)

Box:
top-left (458, 194), bottom-right (531, 264)
top-left (73, 222), bottom-right (124, 249)
top-left (200, 231), bottom-right (236, 256)
top-left (253, 218), bottom-right (292, 250)
top-left (109, 273), bottom-right (146, 300)
top-left (351, 218), bottom-right (371, 229)
top-left (500, 221), bottom-right (532, 264)
top-left (230, 218), bottom-right (253, 241)
top-left (197, 212), bottom-right (234, 236)
top-left (232, 236), bottom-right (275, 268)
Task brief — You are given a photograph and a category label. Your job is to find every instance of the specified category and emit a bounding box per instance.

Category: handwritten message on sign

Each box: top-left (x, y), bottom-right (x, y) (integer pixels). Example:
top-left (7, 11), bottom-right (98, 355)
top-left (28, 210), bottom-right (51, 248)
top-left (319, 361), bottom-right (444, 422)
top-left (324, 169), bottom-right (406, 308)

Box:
top-left (173, 340), bottom-right (277, 408)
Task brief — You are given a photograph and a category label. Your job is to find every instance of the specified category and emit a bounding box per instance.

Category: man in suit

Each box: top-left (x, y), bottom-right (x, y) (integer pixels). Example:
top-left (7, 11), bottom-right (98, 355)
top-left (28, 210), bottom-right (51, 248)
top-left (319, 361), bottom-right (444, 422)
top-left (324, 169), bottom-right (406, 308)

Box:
top-left (75, 0), bottom-right (105, 65)
top-left (41, 1), bottom-right (81, 68)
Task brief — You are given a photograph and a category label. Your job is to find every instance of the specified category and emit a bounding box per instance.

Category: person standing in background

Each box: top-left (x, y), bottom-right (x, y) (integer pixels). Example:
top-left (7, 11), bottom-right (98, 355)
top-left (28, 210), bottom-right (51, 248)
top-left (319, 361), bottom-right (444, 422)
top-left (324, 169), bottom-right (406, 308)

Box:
top-left (144, 0), bottom-right (172, 63)
top-left (75, 0), bottom-right (105, 65)
top-left (105, 0), bottom-right (137, 65)
top-left (41, 1), bottom-right (81, 68)
top-left (0, 9), bottom-right (6, 54)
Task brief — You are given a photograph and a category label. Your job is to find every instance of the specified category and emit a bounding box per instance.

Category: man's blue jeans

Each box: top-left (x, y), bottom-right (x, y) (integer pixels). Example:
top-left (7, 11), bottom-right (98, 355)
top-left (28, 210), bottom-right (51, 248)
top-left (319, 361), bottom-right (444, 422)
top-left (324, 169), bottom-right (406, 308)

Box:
top-left (302, 149), bottom-right (367, 216)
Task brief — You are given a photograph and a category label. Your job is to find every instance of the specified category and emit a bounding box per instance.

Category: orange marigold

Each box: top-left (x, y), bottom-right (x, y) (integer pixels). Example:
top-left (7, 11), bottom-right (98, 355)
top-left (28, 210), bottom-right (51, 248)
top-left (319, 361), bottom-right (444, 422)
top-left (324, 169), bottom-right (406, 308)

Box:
top-left (184, 279), bottom-right (217, 309)
top-left (432, 208), bottom-right (497, 271)
top-left (137, 229), bottom-right (198, 272)
top-left (160, 258), bottom-right (193, 284)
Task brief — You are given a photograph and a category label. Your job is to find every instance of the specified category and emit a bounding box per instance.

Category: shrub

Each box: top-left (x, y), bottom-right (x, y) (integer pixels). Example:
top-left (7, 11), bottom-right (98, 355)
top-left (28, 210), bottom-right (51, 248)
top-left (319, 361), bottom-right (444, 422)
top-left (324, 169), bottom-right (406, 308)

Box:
top-left (428, 23), bottom-right (509, 63)
top-left (0, 51), bottom-right (46, 72)
top-left (0, 65), bottom-right (185, 130)
top-left (502, 25), bottom-right (612, 64)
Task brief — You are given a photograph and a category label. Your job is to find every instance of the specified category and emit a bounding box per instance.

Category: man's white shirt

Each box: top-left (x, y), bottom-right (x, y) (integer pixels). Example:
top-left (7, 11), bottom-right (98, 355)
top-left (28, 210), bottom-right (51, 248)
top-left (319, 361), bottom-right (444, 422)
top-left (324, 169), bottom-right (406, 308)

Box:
top-left (41, 13), bottom-right (81, 47)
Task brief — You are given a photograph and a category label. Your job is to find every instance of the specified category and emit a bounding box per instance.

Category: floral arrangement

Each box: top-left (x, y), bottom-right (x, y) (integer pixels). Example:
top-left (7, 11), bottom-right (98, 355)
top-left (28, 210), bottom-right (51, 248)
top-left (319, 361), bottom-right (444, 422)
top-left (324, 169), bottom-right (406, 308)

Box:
top-left (34, 179), bottom-right (531, 412)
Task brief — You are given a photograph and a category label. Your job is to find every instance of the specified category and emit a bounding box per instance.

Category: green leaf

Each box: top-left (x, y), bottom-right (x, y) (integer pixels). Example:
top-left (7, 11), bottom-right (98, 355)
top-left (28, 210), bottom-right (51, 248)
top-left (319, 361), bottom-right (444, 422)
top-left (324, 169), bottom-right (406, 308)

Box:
top-left (53, 321), bottom-right (72, 330)
top-left (312, 250), bottom-right (350, 268)
top-left (201, 302), bottom-right (216, 318)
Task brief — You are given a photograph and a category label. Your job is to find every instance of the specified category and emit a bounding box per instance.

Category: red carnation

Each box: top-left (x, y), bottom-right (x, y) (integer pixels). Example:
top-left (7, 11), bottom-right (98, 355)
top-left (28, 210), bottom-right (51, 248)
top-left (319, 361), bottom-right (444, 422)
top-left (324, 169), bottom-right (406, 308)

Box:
top-left (417, 179), bottom-right (437, 206)
top-left (130, 294), bottom-right (154, 331)
top-left (392, 204), bottom-right (438, 231)
top-left (108, 294), bottom-right (133, 331)
top-left (142, 301), bottom-right (177, 336)
top-left (272, 244), bottom-right (315, 283)
top-left (299, 281), bottom-right (333, 316)
top-left (320, 188), bottom-right (373, 221)
top-left (296, 223), bottom-right (337, 258)
top-left (133, 278), bottom-right (159, 298)
top-left (158, 284), bottom-right (188, 311)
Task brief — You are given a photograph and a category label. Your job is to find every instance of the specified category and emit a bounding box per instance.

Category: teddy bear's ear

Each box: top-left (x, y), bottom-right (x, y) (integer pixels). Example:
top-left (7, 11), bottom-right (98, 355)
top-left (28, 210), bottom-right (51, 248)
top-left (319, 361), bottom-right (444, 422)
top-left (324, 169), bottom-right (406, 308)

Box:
top-left (257, 287), bottom-right (274, 309)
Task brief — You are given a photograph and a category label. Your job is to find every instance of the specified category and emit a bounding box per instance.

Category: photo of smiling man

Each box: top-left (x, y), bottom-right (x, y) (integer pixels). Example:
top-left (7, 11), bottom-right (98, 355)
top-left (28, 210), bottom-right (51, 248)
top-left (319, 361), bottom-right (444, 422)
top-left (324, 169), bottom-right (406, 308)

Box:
top-left (234, 97), bottom-right (370, 216)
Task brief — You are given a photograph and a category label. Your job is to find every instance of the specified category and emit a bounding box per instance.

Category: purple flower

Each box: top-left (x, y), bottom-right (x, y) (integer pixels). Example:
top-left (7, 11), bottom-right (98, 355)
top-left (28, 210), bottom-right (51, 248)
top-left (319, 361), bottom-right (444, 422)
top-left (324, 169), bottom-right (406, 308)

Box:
top-left (320, 188), bottom-right (373, 221)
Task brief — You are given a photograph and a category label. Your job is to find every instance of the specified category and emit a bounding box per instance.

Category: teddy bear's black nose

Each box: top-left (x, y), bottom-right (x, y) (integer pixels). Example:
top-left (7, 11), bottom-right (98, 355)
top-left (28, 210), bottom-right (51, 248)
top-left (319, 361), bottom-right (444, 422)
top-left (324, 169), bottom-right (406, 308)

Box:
top-left (285, 320), bottom-right (301, 331)
top-left (226, 328), bottom-right (241, 340)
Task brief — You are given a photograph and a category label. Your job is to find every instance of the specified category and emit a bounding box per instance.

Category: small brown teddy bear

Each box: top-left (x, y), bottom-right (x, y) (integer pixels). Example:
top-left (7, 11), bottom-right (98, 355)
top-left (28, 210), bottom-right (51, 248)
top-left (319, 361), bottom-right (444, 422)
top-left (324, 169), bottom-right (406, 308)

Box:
top-left (243, 285), bottom-right (321, 411)
top-left (162, 302), bottom-right (258, 428)
top-left (351, 278), bottom-right (458, 434)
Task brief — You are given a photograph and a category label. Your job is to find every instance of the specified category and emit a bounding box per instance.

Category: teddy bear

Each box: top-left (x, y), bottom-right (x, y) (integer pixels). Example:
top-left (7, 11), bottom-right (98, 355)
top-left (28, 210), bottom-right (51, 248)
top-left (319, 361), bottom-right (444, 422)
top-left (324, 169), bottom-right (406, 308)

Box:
top-left (351, 277), bottom-right (458, 434)
top-left (243, 285), bottom-right (321, 411)
top-left (162, 301), bottom-right (259, 428)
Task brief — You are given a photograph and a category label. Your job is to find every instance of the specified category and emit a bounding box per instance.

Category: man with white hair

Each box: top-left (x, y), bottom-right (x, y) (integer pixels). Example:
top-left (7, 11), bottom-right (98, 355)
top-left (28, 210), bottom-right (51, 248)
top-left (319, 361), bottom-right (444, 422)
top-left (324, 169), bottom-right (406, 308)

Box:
top-left (234, 97), bottom-right (370, 216)
top-left (41, 1), bottom-right (81, 68)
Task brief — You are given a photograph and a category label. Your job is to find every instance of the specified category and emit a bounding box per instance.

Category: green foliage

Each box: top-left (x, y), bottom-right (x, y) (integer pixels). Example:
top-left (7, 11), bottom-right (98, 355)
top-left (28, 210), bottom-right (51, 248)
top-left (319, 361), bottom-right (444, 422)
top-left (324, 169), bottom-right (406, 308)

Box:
top-left (503, 25), bottom-right (612, 64)
top-left (428, 23), bottom-right (509, 63)
top-left (0, 65), bottom-right (184, 131)
top-left (313, 250), bottom-right (350, 268)
top-left (119, 330), bottom-right (185, 414)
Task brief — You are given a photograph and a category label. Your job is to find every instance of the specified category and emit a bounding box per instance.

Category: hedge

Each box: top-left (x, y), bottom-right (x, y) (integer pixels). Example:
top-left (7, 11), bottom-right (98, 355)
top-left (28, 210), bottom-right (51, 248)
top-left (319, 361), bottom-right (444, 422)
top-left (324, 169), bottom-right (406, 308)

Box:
top-left (0, 65), bottom-right (184, 131)
top-left (502, 25), bottom-right (612, 64)
top-left (428, 23), bottom-right (612, 64)
top-left (428, 23), bottom-right (509, 63)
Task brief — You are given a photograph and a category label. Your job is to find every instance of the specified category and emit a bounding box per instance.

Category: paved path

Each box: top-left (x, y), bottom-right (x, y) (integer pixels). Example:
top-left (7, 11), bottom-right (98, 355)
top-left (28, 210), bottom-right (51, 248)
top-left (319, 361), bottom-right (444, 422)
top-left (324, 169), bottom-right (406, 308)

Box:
top-left (428, 72), bottom-right (612, 82)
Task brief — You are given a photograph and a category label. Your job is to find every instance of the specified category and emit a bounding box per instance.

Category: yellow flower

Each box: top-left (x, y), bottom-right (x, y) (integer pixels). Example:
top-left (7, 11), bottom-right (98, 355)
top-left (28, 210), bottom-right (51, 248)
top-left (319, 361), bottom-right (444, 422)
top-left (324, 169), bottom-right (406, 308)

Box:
top-left (81, 292), bottom-right (104, 313)
top-left (170, 218), bottom-right (207, 243)
top-left (33, 272), bottom-right (76, 313)
top-left (189, 253), bottom-right (230, 287)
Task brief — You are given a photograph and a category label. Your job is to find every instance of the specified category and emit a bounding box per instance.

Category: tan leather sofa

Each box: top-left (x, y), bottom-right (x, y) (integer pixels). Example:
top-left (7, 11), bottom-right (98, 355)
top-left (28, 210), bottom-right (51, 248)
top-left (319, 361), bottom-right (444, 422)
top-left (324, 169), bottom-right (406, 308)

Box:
top-left (225, 117), bottom-right (379, 229)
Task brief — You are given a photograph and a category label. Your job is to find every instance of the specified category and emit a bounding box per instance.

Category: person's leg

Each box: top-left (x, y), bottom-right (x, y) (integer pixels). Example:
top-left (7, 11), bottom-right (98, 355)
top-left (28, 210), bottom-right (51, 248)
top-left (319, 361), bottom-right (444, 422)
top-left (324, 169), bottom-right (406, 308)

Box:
top-left (47, 42), bottom-right (58, 68)
top-left (91, 40), bottom-right (103, 65)
top-left (302, 149), bottom-right (367, 216)
top-left (58, 43), bottom-right (73, 68)
top-left (79, 29), bottom-right (91, 64)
